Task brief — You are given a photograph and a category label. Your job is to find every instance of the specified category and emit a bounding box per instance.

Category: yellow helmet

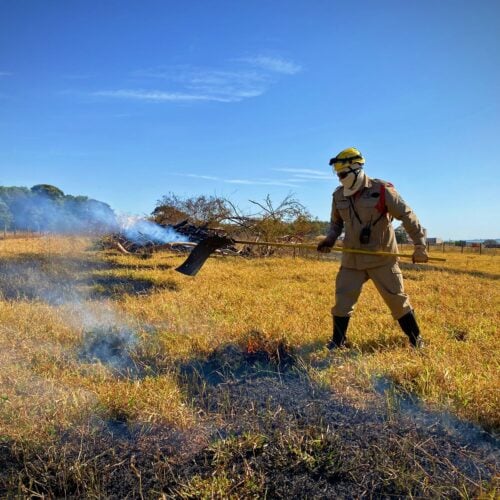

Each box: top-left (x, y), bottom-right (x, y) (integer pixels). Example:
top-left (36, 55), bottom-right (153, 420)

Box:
top-left (329, 147), bottom-right (365, 172)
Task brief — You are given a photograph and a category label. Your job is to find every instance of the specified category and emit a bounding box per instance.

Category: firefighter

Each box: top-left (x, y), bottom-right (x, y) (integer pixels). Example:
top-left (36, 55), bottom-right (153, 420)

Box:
top-left (317, 147), bottom-right (428, 349)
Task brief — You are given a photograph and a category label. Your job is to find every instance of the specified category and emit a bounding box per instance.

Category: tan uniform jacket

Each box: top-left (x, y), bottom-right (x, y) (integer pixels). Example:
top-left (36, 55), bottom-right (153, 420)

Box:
top-left (327, 176), bottom-right (425, 270)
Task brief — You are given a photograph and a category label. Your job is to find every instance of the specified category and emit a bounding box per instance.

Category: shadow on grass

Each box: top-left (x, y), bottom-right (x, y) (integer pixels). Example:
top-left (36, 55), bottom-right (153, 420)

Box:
top-left (298, 332), bottom-right (408, 364)
top-left (400, 261), bottom-right (500, 281)
top-left (353, 334), bottom-right (408, 353)
top-left (124, 263), bottom-right (174, 271)
top-left (0, 254), bottom-right (178, 303)
top-left (4, 253), bottom-right (133, 271)
top-left (87, 275), bottom-right (178, 299)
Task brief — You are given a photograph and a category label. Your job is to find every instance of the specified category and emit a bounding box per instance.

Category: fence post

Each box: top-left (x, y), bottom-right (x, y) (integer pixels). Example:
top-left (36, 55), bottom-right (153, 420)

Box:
top-left (480, 243), bottom-right (482, 255)
top-left (461, 242), bottom-right (464, 253)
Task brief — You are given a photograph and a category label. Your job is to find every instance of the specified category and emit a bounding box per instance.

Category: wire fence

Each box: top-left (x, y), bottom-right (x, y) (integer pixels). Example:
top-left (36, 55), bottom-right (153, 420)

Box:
top-left (398, 242), bottom-right (499, 256)
top-left (1, 231), bottom-right (498, 257)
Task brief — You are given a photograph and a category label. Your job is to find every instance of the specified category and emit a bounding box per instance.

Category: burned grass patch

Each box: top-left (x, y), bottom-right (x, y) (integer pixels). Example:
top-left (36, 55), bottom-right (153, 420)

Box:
top-left (2, 352), bottom-right (498, 498)
top-left (188, 380), bottom-right (496, 498)
top-left (78, 326), bottom-right (140, 377)
top-left (171, 342), bottom-right (499, 498)
top-left (178, 333), bottom-right (297, 388)
top-left (0, 422), bottom-right (210, 499)
top-left (76, 325), bottom-right (175, 380)
top-left (3, 424), bottom-right (492, 498)
top-left (176, 375), bottom-right (484, 495)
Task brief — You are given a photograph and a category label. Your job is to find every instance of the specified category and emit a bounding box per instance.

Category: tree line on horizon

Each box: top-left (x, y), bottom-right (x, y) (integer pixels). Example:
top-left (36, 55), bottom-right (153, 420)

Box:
top-left (0, 184), bottom-right (330, 242)
top-left (1, 183), bottom-right (465, 246)
top-left (0, 184), bottom-right (116, 234)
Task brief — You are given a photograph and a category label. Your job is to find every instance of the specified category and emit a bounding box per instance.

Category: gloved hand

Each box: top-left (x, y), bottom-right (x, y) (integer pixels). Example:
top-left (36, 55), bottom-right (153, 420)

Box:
top-left (317, 236), bottom-right (336, 253)
top-left (412, 244), bottom-right (429, 263)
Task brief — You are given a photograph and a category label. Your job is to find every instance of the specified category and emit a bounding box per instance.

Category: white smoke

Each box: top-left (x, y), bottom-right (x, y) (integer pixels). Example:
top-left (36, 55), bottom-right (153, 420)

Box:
top-left (1, 187), bottom-right (188, 246)
top-left (0, 259), bottom-right (142, 377)
top-left (118, 215), bottom-right (187, 245)
top-left (374, 376), bottom-right (499, 455)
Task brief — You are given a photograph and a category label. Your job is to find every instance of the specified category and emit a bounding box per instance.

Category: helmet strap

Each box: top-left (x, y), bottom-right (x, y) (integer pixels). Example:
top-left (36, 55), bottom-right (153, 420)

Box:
top-left (347, 166), bottom-right (361, 189)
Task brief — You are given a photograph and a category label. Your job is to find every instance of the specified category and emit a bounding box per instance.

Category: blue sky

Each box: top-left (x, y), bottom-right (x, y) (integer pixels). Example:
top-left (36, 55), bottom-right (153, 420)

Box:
top-left (0, 0), bottom-right (499, 239)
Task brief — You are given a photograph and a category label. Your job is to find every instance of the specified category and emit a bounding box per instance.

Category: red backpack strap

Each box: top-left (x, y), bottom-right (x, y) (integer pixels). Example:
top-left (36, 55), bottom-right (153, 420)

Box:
top-left (375, 183), bottom-right (387, 214)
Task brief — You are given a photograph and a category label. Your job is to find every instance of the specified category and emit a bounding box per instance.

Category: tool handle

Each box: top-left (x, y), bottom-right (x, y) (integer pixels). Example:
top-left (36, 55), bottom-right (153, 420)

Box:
top-left (232, 239), bottom-right (447, 262)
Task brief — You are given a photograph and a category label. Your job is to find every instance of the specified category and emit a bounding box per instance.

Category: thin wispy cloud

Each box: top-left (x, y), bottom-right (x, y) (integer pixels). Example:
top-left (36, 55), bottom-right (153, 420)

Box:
top-left (124, 67), bottom-right (267, 102)
top-left (184, 174), bottom-right (220, 181)
top-left (182, 173), bottom-right (299, 188)
top-left (225, 179), bottom-right (298, 187)
top-left (240, 56), bottom-right (302, 75)
top-left (185, 69), bottom-right (267, 101)
top-left (274, 167), bottom-right (332, 180)
top-left (92, 55), bottom-right (300, 104)
top-left (0, 72), bottom-right (13, 77)
top-left (91, 89), bottom-right (246, 103)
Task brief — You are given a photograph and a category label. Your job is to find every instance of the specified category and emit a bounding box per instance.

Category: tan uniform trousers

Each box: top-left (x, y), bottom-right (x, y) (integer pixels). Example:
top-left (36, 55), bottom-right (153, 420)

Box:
top-left (332, 262), bottom-right (412, 320)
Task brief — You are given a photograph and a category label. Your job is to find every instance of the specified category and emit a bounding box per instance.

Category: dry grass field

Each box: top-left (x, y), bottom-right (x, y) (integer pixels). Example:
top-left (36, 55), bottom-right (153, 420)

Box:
top-left (0, 236), bottom-right (498, 498)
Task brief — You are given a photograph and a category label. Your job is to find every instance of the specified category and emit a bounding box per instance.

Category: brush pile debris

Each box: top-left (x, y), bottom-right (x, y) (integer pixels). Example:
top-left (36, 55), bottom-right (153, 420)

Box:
top-left (100, 219), bottom-right (239, 256)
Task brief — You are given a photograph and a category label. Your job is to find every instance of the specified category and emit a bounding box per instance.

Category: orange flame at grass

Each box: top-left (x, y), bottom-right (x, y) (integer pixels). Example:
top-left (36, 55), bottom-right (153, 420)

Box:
top-left (246, 339), bottom-right (261, 354)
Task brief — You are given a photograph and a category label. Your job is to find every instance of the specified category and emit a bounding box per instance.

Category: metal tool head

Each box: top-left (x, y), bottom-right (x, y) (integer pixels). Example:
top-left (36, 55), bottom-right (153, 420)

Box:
top-left (175, 235), bottom-right (233, 276)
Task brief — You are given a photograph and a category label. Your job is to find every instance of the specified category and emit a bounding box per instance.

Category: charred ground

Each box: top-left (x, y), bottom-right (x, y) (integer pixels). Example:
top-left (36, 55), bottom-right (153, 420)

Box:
top-left (1, 342), bottom-right (498, 498)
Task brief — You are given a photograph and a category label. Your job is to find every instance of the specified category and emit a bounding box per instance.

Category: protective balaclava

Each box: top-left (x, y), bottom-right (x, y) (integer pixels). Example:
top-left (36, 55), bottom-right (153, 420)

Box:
top-left (339, 163), bottom-right (365, 196)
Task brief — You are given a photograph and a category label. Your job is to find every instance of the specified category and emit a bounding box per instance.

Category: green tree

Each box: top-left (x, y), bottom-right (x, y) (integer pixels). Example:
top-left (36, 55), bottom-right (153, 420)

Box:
top-left (395, 224), bottom-right (409, 244)
top-left (0, 186), bottom-right (33, 231)
top-left (31, 184), bottom-right (65, 199)
top-left (0, 200), bottom-right (12, 236)
top-left (82, 199), bottom-right (117, 232)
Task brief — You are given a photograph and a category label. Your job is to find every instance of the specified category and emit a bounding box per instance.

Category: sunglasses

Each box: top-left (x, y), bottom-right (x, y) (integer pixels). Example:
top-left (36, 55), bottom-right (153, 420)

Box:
top-left (337, 170), bottom-right (351, 179)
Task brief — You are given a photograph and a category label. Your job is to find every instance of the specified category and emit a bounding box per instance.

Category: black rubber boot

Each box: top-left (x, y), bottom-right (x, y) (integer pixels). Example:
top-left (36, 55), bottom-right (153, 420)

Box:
top-left (327, 316), bottom-right (350, 350)
top-left (398, 310), bottom-right (424, 348)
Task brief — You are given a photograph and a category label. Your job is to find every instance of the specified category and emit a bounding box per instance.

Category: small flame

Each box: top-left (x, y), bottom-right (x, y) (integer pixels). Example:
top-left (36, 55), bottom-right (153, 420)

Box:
top-left (246, 339), bottom-right (260, 354)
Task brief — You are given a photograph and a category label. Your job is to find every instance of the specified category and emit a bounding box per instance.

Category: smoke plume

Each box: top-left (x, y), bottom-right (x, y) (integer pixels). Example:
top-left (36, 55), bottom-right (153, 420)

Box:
top-left (0, 185), bottom-right (187, 245)
top-left (118, 215), bottom-right (186, 245)
top-left (0, 259), bottom-right (142, 376)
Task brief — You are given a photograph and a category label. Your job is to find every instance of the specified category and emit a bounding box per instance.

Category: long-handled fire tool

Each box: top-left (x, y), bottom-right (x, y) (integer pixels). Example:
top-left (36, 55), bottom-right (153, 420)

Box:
top-left (175, 236), bottom-right (446, 276)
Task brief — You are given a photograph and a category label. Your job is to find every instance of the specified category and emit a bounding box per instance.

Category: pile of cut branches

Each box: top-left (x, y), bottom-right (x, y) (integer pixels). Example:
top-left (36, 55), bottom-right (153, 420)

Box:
top-left (99, 220), bottom-right (239, 257)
